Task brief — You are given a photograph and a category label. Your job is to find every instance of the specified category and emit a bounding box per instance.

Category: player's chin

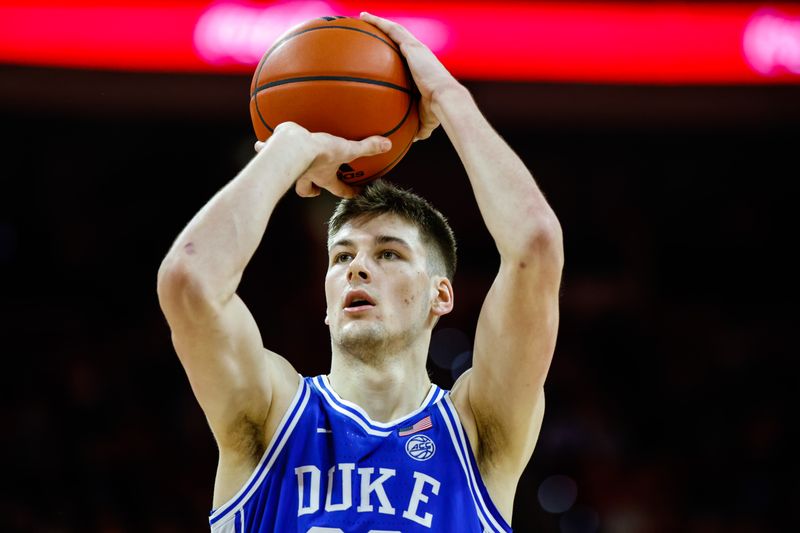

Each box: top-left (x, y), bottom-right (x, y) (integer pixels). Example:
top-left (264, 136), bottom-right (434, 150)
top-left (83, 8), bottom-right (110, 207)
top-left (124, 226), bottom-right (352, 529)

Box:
top-left (336, 322), bottom-right (384, 347)
top-left (339, 320), bottom-right (379, 336)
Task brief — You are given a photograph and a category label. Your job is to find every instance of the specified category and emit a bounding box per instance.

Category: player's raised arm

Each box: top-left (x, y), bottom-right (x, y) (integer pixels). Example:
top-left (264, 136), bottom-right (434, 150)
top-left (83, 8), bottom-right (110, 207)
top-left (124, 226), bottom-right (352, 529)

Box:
top-left (441, 91), bottom-right (563, 468)
top-left (362, 11), bottom-right (563, 480)
top-left (156, 123), bottom-right (391, 452)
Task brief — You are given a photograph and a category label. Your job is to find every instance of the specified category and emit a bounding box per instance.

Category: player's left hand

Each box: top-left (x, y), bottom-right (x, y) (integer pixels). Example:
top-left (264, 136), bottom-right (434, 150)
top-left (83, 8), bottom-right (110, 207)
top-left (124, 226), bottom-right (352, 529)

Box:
top-left (360, 12), bottom-right (462, 142)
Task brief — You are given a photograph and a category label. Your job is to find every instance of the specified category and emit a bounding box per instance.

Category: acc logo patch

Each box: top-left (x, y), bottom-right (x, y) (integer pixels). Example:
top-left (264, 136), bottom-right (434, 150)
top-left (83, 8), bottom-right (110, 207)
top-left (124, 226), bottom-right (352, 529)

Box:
top-left (405, 434), bottom-right (436, 461)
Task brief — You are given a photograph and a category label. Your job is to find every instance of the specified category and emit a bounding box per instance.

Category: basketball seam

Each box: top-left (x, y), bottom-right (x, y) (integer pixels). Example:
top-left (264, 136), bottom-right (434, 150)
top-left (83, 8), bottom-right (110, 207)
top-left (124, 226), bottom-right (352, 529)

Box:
top-left (382, 96), bottom-right (415, 137)
top-left (252, 37), bottom-right (274, 134)
top-left (252, 76), bottom-right (412, 96)
top-left (253, 80), bottom-right (415, 134)
top-left (252, 93), bottom-right (273, 134)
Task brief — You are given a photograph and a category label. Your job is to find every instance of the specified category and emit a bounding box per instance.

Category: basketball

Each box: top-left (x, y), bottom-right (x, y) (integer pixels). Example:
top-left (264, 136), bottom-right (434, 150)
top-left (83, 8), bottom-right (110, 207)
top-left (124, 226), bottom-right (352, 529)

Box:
top-left (249, 16), bottom-right (420, 185)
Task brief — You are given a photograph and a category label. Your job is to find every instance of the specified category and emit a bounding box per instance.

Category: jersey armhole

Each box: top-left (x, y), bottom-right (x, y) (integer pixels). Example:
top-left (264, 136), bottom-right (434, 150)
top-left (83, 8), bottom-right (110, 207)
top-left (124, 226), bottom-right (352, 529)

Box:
top-left (438, 394), bottom-right (514, 533)
top-left (209, 375), bottom-right (309, 526)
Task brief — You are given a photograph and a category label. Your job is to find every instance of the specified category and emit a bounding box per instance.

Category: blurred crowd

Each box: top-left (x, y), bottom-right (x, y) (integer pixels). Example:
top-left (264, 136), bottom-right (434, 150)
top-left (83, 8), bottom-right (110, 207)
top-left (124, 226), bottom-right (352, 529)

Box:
top-left (1, 88), bottom-right (794, 532)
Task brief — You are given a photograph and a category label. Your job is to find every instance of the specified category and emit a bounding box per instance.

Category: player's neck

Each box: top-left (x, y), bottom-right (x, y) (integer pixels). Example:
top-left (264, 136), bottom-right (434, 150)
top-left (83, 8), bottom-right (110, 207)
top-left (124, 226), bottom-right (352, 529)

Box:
top-left (328, 348), bottom-right (432, 424)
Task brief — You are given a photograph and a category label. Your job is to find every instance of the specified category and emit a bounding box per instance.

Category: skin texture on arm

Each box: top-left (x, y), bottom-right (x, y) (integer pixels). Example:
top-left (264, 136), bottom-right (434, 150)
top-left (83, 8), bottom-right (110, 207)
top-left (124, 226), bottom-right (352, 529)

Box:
top-left (361, 12), bottom-right (564, 519)
top-left (435, 90), bottom-right (564, 462)
top-left (156, 122), bottom-right (391, 505)
top-left (157, 124), bottom-right (312, 443)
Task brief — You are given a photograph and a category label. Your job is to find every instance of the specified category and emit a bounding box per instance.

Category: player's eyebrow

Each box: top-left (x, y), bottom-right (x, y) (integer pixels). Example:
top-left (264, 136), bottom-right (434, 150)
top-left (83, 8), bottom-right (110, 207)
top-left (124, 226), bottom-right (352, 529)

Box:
top-left (329, 238), bottom-right (354, 251)
top-left (329, 235), bottom-right (412, 252)
top-left (375, 235), bottom-right (412, 251)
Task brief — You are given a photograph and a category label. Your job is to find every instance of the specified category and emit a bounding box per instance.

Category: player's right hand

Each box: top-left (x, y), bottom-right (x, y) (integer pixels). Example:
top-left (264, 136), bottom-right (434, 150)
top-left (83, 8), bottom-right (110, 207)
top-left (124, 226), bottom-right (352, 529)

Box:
top-left (360, 12), bottom-right (460, 143)
top-left (255, 122), bottom-right (392, 199)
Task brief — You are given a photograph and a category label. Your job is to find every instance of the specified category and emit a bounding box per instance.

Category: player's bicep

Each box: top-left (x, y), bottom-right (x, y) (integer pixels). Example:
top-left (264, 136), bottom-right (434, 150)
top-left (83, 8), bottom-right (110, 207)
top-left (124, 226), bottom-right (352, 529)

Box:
top-left (159, 282), bottom-right (287, 445)
top-left (171, 295), bottom-right (268, 409)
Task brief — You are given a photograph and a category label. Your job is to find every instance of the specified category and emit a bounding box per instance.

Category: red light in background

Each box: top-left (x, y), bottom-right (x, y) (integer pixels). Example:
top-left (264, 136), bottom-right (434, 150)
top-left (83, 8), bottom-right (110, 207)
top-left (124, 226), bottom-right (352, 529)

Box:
top-left (194, 1), bottom-right (333, 65)
top-left (1, 1), bottom-right (799, 84)
top-left (744, 9), bottom-right (800, 75)
top-left (192, 1), bottom-right (450, 66)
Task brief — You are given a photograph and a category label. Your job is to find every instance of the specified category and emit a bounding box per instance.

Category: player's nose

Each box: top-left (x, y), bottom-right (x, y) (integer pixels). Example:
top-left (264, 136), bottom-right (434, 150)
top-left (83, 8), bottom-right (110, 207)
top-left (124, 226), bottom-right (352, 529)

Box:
top-left (346, 253), bottom-right (371, 283)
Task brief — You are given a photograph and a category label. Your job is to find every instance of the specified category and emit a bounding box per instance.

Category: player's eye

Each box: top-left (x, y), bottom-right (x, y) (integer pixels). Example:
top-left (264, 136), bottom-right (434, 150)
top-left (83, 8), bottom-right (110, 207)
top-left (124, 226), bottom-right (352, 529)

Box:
top-left (334, 253), bottom-right (352, 263)
top-left (380, 250), bottom-right (399, 260)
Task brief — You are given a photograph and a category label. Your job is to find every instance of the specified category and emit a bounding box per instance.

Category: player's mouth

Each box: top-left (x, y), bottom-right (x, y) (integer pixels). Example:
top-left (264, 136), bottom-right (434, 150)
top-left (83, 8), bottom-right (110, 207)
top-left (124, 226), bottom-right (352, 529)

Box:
top-left (343, 290), bottom-right (377, 313)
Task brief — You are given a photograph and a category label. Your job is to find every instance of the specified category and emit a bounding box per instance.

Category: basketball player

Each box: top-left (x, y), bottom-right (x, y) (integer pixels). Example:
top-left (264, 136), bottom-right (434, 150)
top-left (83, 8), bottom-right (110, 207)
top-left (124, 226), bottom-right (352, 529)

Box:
top-left (157, 13), bottom-right (563, 532)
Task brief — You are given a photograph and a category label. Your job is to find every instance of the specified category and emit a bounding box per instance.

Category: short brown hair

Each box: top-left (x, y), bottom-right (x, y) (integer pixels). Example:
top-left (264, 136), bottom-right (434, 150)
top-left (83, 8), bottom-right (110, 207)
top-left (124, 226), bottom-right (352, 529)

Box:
top-left (327, 180), bottom-right (457, 280)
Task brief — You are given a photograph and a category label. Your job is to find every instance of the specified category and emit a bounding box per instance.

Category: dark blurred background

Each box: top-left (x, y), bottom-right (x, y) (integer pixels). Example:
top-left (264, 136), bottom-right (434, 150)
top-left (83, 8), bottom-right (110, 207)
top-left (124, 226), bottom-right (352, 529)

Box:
top-left (2, 22), bottom-right (799, 533)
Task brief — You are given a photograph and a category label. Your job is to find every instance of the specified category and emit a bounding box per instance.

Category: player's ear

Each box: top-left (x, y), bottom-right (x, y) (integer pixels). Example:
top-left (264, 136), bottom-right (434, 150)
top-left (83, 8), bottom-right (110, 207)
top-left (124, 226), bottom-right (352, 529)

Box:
top-left (431, 276), bottom-right (454, 317)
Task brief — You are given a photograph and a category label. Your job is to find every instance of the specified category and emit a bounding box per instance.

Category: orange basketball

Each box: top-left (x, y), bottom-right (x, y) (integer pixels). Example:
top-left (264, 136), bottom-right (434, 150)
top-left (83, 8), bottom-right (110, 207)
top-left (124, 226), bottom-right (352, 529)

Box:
top-left (249, 16), bottom-right (419, 185)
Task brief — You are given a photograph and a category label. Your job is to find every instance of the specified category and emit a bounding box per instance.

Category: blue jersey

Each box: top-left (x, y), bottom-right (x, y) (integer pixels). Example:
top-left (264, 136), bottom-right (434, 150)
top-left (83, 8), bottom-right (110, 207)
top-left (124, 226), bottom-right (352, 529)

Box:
top-left (209, 375), bottom-right (512, 533)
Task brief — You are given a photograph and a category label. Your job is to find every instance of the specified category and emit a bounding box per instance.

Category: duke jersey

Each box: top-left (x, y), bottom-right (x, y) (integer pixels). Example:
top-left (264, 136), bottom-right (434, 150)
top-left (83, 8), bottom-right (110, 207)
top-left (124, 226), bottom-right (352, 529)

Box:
top-left (209, 375), bottom-right (512, 533)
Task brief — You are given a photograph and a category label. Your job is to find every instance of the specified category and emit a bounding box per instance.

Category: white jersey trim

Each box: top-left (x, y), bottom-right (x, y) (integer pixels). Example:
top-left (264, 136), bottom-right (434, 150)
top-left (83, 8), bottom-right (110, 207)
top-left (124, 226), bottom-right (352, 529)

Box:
top-left (313, 375), bottom-right (442, 436)
top-left (209, 376), bottom-right (310, 527)
top-left (438, 395), bottom-right (511, 533)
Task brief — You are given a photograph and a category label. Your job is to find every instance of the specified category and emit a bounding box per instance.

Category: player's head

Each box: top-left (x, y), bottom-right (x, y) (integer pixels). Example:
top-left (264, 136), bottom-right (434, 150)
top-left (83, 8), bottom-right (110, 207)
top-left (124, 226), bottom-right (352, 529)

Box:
top-left (327, 180), bottom-right (457, 280)
top-left (324, 181), bottom-right (457, 359)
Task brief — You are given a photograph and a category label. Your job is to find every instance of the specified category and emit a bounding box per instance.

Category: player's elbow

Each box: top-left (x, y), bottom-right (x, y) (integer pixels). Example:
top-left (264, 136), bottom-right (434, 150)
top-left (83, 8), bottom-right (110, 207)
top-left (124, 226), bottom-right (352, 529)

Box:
top-left (530, 216), bottom-right (563, 252)
top-left (157, 256), bottom-right (190, 301)
top-left (513, 215), bottom-right (564, 270)
top-left (157, 255), bottom-right (221, 323)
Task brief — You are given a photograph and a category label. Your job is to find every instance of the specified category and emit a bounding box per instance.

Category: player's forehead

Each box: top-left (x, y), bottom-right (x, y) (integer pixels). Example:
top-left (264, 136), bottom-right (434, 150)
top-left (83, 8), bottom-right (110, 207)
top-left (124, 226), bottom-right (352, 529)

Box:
top-left (328, 213), bottom-right (423, 252)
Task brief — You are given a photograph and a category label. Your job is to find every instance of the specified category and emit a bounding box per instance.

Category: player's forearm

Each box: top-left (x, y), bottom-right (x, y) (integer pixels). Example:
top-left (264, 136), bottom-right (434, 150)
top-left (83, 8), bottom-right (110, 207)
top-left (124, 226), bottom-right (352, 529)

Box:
top-left (433, 86), bottom-right (562, 261)
top-left (158, 125), bottom-right (313, 307)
